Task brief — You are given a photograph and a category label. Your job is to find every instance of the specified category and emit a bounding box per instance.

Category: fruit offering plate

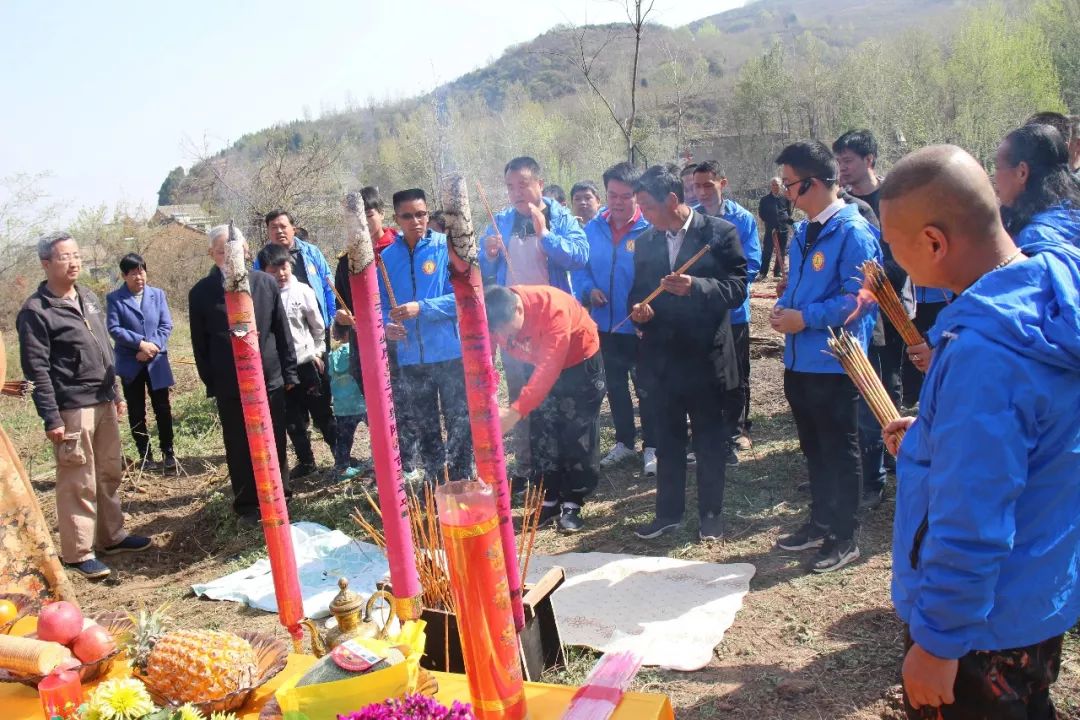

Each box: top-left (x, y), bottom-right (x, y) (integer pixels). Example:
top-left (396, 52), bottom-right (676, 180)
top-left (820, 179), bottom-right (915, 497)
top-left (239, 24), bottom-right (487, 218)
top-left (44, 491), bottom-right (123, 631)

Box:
top-left (0, 611), bottom-right (126, 687)
top-left (132, 629), bottom-right (289, 716)
top-left (0, 593), bottom-right (38, 636)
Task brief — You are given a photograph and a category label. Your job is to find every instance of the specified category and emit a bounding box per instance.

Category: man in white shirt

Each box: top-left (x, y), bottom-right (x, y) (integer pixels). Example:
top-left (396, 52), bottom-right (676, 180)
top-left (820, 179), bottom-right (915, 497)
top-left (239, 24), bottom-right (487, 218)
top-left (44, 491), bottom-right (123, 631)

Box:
top-left (258, 243), bottom-right (336, 480)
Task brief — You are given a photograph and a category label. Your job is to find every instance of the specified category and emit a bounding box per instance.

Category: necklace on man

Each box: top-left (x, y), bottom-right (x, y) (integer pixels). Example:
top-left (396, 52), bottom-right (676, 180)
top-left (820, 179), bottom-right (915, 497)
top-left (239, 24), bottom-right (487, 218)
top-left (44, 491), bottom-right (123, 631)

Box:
top-left (991, 249), bottom-right (1023, 272)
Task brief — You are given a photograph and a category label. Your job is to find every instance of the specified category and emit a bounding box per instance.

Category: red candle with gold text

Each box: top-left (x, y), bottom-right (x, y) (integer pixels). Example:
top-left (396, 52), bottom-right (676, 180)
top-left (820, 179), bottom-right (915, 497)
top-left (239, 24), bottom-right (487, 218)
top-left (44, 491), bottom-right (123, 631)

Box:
top-left (436, 481), bottom-right (527, 720)
top-left (38, 670), bottom-right (81, 720)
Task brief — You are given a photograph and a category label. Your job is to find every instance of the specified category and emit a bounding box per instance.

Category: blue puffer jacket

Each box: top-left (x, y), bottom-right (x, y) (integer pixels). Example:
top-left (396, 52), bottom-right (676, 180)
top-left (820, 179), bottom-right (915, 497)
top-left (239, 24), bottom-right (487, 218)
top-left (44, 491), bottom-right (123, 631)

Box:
top-left (479, 196), bottom-right (589, 295)
top-left (778, 203), bottom-right (882, 373)
top-left (253, 237), bottom-right (337, 328)
top-left (893, 241), bottom-right (1080, 659)
top-left (914, 286), bottom-right (953, 304)
top-left (1014, 202), bottom-right (1080, 251)
top-left (378, 231), bottom-right (461, 367)
top-left (572, 209), bottom-right (651, 334)
top-left (718, 200), bottom-right (761, 325)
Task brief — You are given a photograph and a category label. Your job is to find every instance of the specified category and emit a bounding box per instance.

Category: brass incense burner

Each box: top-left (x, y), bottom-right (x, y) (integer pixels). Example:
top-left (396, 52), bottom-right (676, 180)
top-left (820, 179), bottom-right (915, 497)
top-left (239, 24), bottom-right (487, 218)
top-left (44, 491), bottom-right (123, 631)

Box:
top-left (302, 578), bottom-right (396, 657)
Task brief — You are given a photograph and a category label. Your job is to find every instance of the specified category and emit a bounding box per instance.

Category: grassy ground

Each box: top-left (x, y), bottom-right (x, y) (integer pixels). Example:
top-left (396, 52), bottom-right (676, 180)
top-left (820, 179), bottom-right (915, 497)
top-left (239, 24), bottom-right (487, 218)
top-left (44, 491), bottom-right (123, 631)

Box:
top-left (5, 288), bottom-right (1079, 719)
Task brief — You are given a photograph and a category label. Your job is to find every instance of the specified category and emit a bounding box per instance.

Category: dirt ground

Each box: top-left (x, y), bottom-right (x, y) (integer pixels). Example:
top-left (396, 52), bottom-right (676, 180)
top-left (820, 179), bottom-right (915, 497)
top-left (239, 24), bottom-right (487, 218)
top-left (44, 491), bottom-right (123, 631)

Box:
top-left (12, 284), bottom-right (1080, 719)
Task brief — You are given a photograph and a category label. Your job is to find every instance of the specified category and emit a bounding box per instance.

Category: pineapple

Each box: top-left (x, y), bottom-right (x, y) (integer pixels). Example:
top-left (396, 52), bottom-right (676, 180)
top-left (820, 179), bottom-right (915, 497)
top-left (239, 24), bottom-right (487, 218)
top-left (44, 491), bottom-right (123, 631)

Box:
top-left (125, 605), bottom-right (258, 704)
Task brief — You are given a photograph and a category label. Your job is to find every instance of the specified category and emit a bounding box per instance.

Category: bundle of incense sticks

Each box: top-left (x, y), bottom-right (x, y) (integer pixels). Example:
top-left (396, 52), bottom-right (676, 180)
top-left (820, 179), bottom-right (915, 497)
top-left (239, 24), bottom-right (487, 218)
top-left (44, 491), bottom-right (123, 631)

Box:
top-left (1, 380), bottom-right (31, 398)
top-left (352, 484), bottom-right (546, 613)
top-left (827, 328), bottom-right (905, 437)
top-left (562, 651), bottom-right (644, 720)
top-left (860, 260), bottom-right (924, 346)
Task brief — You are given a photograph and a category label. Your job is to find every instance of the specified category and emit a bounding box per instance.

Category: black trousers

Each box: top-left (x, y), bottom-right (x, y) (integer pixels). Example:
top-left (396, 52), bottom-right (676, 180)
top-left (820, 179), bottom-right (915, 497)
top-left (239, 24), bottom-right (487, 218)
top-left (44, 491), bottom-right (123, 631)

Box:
top-left (902, 301), bottom-right (948, 406)
top-left (285, 360), bottom-right (336, 466)
top-left (654, 372), bottom-right (728, 521)
top-left (121, 367), bottom-right (174, 460)
top-left (784, 370), bottom-right (862, 540)
top-left (859, 325), bottom-right (905, 490)
top-left (393, 358), bottom-right (473, 482)
top-left (723, 322), bottom-right (752, 439)
top-left (217, 387), bottom-right (289, 517)
top-left (759, 227), bottom-right (790, 277)
top-left (599, 332), bottom-right (655, 449)
top-left (903, 631), bottom-right (1062, 720)
top-left (530, 352), bottom-right (605, 505)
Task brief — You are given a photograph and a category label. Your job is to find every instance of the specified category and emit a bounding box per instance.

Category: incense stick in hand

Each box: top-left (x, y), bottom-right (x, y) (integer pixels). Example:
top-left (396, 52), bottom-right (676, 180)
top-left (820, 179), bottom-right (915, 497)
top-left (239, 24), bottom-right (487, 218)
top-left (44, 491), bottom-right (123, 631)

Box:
top-left (610, 243), bottom-right (711, 333)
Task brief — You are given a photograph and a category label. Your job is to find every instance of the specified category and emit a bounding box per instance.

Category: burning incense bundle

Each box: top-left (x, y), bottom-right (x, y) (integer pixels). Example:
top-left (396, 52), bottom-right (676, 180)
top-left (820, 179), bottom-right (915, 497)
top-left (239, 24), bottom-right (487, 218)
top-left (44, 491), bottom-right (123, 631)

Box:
top-left (343, 191), bottom-right (422, 621)
top-left (220, 223), bottom-right (304, 646)
top-left (827, 328), bottom-right (905, 438)
top-left (860, 260), bottom-right (924, 346)
top-left (1, 380), bottom-right (31, 398)
top-left (610, 243), bottom-right (711, 333)
top-left (517, 481), bottom-right (544, 586)
top-left (436, 481), bottom-right (528, 720)
top-left (441, 173), bottom-right (526, 632)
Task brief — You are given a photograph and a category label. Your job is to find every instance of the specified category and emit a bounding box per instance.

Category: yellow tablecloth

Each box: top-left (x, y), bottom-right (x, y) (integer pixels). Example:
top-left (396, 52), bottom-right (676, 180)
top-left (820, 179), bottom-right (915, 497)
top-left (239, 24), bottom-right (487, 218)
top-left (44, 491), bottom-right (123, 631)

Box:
top-left (2, 618), bottom-right (674, 719)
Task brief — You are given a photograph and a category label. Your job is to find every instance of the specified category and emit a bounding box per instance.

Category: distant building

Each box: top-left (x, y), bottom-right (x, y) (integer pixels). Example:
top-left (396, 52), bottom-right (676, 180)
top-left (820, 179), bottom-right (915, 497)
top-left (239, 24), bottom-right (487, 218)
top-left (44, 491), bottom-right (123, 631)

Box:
top-left (151, 204), bottom-right (215, 232)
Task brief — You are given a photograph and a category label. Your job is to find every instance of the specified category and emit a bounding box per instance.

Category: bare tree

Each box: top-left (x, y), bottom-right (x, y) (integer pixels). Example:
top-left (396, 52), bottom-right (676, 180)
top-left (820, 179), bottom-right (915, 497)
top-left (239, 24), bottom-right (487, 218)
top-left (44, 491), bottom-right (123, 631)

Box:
top-left (558, 0), bottom-right (656, 162)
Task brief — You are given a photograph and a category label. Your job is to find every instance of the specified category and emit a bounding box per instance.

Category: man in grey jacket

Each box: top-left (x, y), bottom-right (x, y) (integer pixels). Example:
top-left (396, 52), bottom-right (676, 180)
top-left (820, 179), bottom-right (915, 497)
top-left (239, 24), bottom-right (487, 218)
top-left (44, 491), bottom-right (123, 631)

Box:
top-left (17, 232), bottom-right (151, 580)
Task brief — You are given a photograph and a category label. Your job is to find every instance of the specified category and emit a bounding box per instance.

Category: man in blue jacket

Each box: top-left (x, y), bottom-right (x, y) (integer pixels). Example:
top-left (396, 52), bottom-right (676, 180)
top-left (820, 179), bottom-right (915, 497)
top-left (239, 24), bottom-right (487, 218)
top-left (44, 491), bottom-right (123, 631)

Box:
top-left (480, 156), bottom-right (589, 489)
top-left (880, 144), bottom-right (1080, 719)
top-left (381, 188), bottom-right (472, 484)
top-left (572, 162), bottom-right (654, 475)
top-left (693, 160), bottom-right (762, 461)
top-left (257, 209), bottom-right (337, 331)
top-left (770, 141), bottom-right (881, 573)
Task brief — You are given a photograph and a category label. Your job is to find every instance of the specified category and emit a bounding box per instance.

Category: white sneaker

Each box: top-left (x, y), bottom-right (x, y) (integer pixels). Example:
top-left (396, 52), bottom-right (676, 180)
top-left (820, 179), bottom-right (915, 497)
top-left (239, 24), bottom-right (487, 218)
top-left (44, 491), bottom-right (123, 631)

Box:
top-left (642, 447), bottom-right (657, 477)
top-left (600, 442), bottom-right (637, 468)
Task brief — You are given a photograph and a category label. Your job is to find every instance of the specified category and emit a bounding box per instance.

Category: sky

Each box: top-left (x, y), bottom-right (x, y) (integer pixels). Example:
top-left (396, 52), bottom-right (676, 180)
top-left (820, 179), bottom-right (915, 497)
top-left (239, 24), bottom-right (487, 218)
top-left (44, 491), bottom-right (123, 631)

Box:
top-left (0, 0), bottom-right (743, 219)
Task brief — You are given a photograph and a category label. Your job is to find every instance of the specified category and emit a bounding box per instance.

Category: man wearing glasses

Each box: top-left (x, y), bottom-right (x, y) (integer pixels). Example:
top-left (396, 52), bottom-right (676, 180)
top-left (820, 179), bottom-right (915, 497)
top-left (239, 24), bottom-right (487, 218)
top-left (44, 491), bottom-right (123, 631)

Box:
top-left (378, 188), bottom-right (473, 486)
top-left (769, 141), bottom-right (882, 573)
top-left (17, 232), bottom-right (152, 580)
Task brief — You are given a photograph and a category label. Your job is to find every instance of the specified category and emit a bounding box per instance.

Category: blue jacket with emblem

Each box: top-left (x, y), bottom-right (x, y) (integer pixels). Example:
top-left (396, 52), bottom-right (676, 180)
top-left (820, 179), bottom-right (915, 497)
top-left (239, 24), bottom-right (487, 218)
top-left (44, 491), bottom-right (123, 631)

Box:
top-left (479, 196), bottom-right (589, 295)
top-left (1014, 202), bottom-right (1080, 251)
top-left (254, 237), bottom-right (336, 328)
top-left (378, 230), bottom-right (461, 367)
top-left (106, 284), bottom-right (175, 390)
top-left (717, 199), bottom-right (761, 325)
top-left (571, 209), bottom-right (651, 334)
top-left (892, 240), bottom-right (1080, 659)
top-left (778, 202), bottom-right (882, 373)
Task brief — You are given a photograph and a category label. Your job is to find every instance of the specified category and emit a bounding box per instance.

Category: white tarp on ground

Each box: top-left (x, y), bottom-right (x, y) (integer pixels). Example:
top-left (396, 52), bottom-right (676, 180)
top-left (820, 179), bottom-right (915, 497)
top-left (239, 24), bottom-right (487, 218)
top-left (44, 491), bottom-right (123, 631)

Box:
top-left (191, 522), bottom-right (388, 619)
top-left (526, 553), bottom-right (756, 672)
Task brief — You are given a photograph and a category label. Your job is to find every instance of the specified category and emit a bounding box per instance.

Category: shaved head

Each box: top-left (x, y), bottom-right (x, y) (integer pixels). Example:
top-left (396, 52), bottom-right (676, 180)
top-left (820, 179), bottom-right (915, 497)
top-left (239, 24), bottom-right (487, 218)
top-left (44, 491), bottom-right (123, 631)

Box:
top-left (880, 144), bottom-right (1001, 241)
top-left (881, 145), bottom-right (1018, 292)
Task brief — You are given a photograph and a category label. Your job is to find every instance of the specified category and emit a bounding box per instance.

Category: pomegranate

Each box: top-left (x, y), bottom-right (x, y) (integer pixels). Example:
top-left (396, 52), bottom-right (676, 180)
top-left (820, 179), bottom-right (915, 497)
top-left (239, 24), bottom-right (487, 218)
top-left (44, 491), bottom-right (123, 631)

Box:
top-left (37, 601), bottom-right (84, 645)
top-left (71, 623), bottom-right (115, 663)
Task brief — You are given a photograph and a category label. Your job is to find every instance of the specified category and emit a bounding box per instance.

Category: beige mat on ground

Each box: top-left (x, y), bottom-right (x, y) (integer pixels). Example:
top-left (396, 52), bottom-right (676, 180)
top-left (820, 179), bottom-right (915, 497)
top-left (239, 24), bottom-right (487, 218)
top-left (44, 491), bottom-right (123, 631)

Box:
top-left (526, 553), bottom-right (755, 672)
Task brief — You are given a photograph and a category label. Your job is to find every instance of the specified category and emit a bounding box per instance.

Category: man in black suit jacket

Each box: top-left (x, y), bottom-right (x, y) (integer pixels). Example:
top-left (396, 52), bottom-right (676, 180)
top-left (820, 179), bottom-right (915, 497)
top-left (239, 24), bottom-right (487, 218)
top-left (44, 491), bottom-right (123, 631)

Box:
top-left (189, 225), bottom-right (299, 525)
top-left (629, 166), bottom-right (747, 542)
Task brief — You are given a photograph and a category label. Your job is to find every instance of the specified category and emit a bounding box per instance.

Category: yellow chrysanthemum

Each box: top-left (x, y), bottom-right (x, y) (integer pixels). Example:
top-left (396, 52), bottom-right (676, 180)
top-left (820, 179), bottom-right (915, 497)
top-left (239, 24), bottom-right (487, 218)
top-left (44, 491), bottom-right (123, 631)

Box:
top-left (176, 704), bottom-right (205, 720)
top-left (208, 713), bottom-right (239, 720)
top-left (87, 678), bottom-right (155, 720)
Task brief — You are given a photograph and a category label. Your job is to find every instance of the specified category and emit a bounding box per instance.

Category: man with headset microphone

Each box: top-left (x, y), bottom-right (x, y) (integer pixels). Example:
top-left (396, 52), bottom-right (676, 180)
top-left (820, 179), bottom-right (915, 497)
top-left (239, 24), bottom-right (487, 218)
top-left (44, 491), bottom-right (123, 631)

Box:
top-left (769, 141), bottom-right (882, 573)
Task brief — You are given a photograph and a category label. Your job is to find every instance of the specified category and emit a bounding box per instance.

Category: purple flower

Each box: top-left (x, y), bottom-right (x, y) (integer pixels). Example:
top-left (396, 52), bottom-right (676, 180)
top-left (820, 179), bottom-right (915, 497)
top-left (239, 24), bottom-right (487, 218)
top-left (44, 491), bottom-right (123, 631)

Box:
top-left (338, 693), bottom-right (475, 720)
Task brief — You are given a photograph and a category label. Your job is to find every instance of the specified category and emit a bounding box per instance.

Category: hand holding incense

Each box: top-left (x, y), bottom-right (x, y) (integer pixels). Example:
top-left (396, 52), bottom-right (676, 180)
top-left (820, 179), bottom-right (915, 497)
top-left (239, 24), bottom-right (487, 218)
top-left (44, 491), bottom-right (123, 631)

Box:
top-left (859, 260), bottom-right (924, 347)
top-left (610, 243), bottom-right (711, 333)
top-left (343, 191), bottom-right (422, 621)
top-left (475, 180), bottom-right (516, 281)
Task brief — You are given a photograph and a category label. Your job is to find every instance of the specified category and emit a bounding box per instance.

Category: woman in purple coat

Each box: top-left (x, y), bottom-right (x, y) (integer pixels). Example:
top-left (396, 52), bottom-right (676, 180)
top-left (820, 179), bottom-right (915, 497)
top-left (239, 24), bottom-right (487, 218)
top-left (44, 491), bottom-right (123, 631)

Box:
top-left (106, 253), bottom-right (175, 470)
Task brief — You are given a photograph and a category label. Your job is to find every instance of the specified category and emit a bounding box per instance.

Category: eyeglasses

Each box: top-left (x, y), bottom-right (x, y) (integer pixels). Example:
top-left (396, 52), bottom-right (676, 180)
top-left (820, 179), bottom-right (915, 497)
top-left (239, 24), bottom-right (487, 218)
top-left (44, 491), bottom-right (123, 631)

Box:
top-left (397, 211), bottom-right (429, 221)
top-left (781, 178), bottom-right (810, 192)
top-left (51, 253), bottom-right (81, 263)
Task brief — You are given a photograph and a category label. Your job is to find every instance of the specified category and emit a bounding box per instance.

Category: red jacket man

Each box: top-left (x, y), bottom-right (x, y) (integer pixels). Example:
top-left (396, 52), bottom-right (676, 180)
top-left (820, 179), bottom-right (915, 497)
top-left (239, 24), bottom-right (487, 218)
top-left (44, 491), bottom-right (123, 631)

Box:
top-left (486, 284), bottom-right (604, 532)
